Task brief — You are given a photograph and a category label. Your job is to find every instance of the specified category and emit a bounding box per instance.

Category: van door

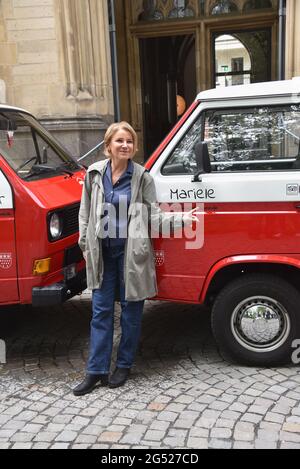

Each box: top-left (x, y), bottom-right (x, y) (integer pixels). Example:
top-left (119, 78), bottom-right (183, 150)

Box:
top-left (0, 168), bottom-right (19, 304)
top-left (150, 101), bottom-right (300, 302)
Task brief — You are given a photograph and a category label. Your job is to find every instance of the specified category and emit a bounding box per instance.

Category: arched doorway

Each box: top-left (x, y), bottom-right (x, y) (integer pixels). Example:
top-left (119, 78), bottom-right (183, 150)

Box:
top-left (140, 34), bottom-right (196, 156)
top-left (114, 0), bottom-right (279, 160)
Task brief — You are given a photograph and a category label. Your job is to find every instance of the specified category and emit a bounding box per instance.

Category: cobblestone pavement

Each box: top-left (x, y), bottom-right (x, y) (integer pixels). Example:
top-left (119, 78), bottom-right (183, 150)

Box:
top-left (1, 292), bottom-right (300, 450)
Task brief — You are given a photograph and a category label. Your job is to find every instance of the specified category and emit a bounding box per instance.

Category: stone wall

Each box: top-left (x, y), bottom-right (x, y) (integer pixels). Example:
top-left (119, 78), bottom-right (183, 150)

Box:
top-left (286, 0), bottom-right (300, 79)
top-left (0, 0), bottom-right (114, 160)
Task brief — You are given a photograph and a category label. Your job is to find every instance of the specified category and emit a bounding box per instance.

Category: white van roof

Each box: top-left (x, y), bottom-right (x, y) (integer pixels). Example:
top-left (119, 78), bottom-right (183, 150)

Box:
top-left (197, 78), bottom-right (300, 102)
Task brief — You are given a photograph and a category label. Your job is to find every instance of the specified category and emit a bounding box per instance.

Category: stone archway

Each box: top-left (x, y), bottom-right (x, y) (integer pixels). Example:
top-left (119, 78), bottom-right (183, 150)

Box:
top-left (115, 0), bottom-right (280, 158)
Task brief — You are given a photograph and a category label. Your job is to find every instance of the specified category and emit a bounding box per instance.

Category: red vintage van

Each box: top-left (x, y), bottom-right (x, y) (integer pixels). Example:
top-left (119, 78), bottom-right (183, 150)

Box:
top-left (0, 105), bottom-right (86, 307)
top-left (145, 78), bottom-right (300, 365)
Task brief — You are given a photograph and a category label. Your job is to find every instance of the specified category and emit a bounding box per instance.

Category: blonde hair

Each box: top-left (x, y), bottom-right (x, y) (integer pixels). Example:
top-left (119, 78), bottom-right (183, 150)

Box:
top-left (104, 121), bottom-right (138, 157)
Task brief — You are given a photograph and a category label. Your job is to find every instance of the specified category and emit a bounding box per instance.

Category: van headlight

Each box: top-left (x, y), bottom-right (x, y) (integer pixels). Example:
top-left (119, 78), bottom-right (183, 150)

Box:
top-left (49, 213), bottom-right (62, 240)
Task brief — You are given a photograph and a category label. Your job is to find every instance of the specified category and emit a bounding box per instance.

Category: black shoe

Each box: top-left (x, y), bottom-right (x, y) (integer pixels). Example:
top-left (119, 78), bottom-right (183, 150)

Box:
top-left (73, 374), bottom-right (108, 396)
top-left (109, 367), bottom-right (130, 388)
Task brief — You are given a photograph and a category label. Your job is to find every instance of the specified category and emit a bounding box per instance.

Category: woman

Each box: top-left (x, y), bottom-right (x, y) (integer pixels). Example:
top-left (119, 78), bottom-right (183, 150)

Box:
top-left (73, 122), bottom-right (195, 396)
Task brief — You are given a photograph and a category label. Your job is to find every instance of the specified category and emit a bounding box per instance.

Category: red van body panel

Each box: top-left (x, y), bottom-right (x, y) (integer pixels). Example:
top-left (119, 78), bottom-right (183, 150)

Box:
top-left (146, 80), bottom-right (300, 311)
top-left (0, 156), bottom-right (86, 306)
top-left (151, 201), bottom-right (300, 304)
top-left (0, 106), bottom-right (87, 307)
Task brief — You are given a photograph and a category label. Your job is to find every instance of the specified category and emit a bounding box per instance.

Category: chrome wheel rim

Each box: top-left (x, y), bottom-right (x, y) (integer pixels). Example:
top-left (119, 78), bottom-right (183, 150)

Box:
top-left (231, 296), bottom-right (291, 353)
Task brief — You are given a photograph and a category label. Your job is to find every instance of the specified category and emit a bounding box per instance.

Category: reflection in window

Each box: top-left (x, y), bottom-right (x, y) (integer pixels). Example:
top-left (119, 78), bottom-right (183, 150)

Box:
top-left (162, 118), bottom-right (201, 175)
top-left (211, 0), bottom-right (238, 15)
top-left (162, 106), bottom-right (300, 175)
top-left (243, 0), bottom-right (273, 11)
top-left (205, 106), bottom-right (300, 172)
top-left (215, 35), bottom-right (251, 87)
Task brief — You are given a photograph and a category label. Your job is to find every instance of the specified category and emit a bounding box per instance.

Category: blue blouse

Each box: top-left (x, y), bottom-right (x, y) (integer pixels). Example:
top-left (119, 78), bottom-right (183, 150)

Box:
top-left (102, 160), bottom-right (133, 247)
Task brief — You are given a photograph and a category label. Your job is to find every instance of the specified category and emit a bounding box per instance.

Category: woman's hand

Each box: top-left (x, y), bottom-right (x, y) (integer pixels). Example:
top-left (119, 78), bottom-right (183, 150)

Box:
top-left (182, 207), bottom-right (198, 226)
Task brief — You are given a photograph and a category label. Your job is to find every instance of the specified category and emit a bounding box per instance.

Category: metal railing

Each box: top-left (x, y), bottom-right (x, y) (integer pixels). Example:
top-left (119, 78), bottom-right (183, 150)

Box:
top-left (77, 140), bottom-right (104, 163)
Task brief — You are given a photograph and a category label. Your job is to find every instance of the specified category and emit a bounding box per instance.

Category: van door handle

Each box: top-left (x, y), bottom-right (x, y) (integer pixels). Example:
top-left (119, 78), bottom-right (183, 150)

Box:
top-left (295, 205), bottom-right (300, 210)
top-left (206, 206), bottom-right (218, 212)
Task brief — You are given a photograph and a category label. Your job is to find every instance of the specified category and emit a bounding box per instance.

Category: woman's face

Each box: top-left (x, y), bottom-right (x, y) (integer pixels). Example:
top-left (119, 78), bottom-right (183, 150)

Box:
top-left (108, 129), bottom-right (135, 163)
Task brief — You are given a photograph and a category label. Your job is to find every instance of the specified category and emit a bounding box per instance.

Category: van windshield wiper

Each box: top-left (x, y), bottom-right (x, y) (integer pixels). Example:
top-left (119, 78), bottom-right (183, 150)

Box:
top-left (23, 164), bottom-right (74, 180)
top-left (55, 162), bottom-right (77, 175)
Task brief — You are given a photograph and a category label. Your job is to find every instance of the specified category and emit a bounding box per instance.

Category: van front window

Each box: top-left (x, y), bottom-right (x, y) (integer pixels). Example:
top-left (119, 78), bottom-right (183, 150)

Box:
top-left (0, 111), bottom-right (80, 180)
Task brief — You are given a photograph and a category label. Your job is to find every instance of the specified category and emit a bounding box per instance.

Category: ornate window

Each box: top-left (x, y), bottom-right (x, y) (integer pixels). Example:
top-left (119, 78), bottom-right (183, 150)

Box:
top-left (210, 1), bottom-right (238, 15)
top-left (137, 1), bottom-right (277, 21)
top-left (138, 0), bottom-right (163, 21)
top-left (243, 0), bottom-right (273, 11)
top-left (138, 0), bottom-right (196, 22)
top-left (168, 0), bottom-right (195, 18)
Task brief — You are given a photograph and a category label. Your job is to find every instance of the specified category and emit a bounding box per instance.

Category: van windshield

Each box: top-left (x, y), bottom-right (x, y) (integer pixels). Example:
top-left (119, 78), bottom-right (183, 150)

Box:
top-left (0, 110), bottom-right (80, 180)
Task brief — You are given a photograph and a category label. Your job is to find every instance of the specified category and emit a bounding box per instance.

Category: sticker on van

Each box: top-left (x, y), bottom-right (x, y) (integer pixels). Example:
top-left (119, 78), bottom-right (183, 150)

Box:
top-left (0, 253), bottom-right (12, 270)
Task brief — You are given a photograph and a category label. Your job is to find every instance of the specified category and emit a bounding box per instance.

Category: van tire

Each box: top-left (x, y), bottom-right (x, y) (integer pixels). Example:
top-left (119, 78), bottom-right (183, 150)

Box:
top-left (211, 274), bottom-right (300, 366)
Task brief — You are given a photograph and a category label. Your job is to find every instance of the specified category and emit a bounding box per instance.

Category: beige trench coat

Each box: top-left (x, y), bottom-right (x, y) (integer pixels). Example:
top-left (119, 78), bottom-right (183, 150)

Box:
top-left (79, 160), bottom-right (181, 301)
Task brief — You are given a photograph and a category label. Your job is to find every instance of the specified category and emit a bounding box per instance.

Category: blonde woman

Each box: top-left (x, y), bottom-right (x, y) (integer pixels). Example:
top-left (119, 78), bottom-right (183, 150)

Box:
top-left (73, 122), bottom-right (196, 395)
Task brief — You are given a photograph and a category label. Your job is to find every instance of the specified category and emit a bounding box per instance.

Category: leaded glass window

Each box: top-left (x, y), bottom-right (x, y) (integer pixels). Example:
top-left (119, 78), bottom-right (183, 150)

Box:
top-left (210, 1), bottom-right (238, 15)
top-left (138, 1), bottom-right (163, 21)
top-left (243, 0), bottom-right (273, 11)
top-left (138, 0), bottom-right (196, 22)
top-left (138, 1), bottom-right (277, 21)
top-left (168, 0), bottom-right (195, 18)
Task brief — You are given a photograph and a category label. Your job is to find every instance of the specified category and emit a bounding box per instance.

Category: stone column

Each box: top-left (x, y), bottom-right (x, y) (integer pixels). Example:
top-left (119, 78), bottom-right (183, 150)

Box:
top-left (50, 0), bottom-right (114, 159)
top-left (285, 0), bottom-right (300, 79)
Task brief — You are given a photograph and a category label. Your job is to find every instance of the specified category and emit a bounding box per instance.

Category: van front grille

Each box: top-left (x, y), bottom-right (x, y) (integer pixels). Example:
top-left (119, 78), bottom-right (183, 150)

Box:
top-left (61, 203), bottom-right (80, 238)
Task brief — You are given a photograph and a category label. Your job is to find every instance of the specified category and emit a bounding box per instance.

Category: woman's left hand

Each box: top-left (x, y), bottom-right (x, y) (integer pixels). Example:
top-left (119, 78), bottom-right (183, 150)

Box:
top-left (182, 207), bottom-right (198, 226)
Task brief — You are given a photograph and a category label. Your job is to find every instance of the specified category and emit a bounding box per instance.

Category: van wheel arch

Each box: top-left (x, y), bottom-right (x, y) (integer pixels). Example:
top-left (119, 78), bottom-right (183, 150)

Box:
top-left (211, 273), bottom-right (300, 366)
top-left (205, 262), bottom-right (300, 306)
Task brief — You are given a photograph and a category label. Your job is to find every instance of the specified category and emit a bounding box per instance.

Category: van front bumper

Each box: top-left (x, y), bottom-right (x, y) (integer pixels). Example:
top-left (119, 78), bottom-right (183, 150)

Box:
top-left (32, 269), bottom-right (87, 307)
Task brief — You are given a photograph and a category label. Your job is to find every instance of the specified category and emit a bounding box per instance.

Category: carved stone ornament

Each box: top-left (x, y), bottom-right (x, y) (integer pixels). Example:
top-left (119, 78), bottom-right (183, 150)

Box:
top-left (57, 0), bottom-right (110, 101)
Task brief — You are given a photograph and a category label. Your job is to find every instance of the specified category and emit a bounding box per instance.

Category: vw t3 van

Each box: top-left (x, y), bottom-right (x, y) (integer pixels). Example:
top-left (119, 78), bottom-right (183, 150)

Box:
top-left (0, 105), bottom-right (86, 307)
top-left (146, 78), bottom-right (300, 365)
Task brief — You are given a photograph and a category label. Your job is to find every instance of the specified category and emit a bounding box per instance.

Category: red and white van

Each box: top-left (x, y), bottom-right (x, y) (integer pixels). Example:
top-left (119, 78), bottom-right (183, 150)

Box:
top-left (0, 105), bottom-right (86, 308)
top-left (146, 78), bottom-right (300, 365)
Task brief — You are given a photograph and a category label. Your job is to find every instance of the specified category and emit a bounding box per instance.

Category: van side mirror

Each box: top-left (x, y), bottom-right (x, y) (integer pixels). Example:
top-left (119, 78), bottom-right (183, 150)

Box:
top-left (192, 142), bottom-right (211, 182)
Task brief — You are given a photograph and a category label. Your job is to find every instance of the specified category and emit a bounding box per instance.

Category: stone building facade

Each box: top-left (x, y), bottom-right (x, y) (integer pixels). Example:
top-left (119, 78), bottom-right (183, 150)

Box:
top-left (285, 0), bottom-right (300, 79)
top-left (0, 0), bottom-right (114, 160)
top-left (0, 0), bottom-right (300, 161)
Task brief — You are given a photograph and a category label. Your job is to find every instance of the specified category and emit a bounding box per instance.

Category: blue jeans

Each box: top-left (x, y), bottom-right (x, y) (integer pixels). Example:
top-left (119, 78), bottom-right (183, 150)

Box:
top-left (87, 245), bottom-right (144, 375)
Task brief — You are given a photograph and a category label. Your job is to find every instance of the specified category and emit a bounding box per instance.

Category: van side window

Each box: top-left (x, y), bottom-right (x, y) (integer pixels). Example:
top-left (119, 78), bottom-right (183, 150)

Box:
top-left (162, 119), bottom-right (201, 175)
top-left (162, 105), bottom-right (300, 174)
top-left (205, 106), bottom-right (300, 172)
